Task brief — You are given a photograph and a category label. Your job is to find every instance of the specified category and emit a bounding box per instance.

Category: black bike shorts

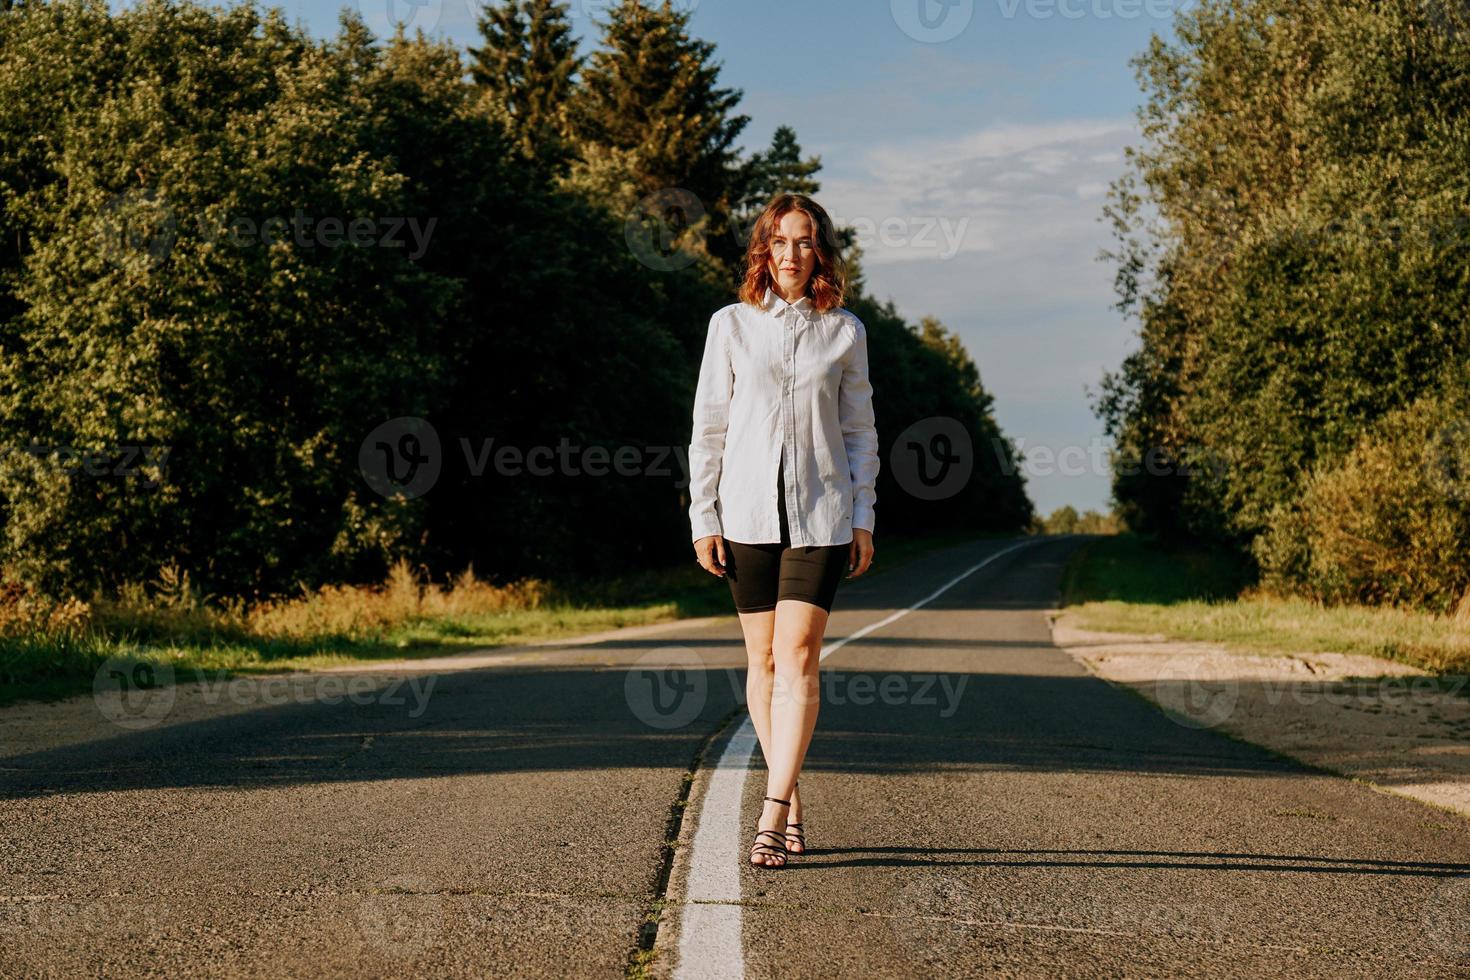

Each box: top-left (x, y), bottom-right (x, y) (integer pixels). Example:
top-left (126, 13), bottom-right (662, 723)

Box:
top-left (723, 458), bottom-right (849, 614)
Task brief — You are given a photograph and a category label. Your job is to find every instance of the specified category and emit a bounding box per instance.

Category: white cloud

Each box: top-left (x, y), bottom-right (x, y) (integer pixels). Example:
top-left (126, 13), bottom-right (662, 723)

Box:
top-left (812, 117), bottom-right (1144, 512)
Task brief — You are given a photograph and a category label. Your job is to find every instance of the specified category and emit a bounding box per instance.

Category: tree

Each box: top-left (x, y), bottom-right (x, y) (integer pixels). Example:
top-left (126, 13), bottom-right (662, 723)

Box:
top-left (1098, 0), bottom-right (1470, 604)
top-left (563, 0), bottom-right (749, 275)
top-left (467, 0), bottom-right (581, 173)
top-left (728, 124), bottom-right (823, 249)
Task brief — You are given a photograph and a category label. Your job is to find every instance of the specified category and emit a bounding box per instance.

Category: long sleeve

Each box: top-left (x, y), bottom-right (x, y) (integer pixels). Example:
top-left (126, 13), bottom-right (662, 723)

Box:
top-left (688, 310), bottom-right (732, 542)
top-left (839, 315), bottom-right (879, 535)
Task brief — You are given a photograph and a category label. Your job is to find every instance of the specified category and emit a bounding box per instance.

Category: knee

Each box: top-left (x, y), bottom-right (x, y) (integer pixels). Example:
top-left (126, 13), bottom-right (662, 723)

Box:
top-left (746, 644), bottom-right (774, 670)
top-left (774, 641), bottom-right (820, 671)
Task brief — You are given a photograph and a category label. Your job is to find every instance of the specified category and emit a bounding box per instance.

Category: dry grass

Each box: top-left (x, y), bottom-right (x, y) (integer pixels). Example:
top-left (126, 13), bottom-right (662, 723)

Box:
top-left (242, 561), bottom-right (554, 642)
top-left (1063, 535), bottom-right (1470, 676)
top-left (0, 558), bottom-right (564, 700)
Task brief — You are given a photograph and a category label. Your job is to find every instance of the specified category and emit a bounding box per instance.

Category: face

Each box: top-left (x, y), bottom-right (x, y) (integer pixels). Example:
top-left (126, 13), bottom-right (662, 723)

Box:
top-left (767, 209), bottom-right (819, 297)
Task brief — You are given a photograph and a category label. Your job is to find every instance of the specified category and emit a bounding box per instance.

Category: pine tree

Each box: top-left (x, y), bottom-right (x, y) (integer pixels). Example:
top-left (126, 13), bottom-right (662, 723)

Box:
top-left (565, 0), bottom-right (748, 227)
top-left (467, 0), bottom-right (581, 170)
top-left (732, 125), bottom-right (822, 222)
top-left (726, 124), bottom-right (826, 258)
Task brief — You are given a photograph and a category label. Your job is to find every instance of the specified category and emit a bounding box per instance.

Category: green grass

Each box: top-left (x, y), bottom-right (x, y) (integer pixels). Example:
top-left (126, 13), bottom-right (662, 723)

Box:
top-left (0, 527), bottom-right (1013, 707)
top-left (1060, 533), bottom-right (1470, 676)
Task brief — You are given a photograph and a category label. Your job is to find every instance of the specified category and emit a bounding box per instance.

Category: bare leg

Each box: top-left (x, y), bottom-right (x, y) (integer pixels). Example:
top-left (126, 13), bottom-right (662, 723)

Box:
top-left (737, 609), bottom-right (783, 866)
top-left (737, 607), bottom-right (777, 768)
top-left (752, 598), bottom-right (827, 865)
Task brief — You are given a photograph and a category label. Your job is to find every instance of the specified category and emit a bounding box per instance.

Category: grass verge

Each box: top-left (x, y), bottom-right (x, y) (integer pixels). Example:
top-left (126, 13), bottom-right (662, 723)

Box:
top-left (0, 528), bottom-right (1016, 707)
top-left (1060, 533), bottom-right (1470, 676)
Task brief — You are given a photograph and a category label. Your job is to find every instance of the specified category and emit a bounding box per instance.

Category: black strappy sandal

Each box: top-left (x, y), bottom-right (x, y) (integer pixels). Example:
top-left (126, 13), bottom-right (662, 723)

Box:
top-left (786, 779), bottom-right (806, 854)
top-left (748, 795), bottom-right (791, 868)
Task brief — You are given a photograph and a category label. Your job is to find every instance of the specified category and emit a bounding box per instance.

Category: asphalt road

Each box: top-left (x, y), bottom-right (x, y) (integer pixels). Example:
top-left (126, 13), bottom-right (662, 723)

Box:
top-left (2, 534), bottom-right (1468, 978)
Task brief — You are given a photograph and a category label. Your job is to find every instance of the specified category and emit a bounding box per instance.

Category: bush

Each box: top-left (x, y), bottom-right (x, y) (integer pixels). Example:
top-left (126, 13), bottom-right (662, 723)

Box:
top-left (1256, 381), bottom-right (1470, 615)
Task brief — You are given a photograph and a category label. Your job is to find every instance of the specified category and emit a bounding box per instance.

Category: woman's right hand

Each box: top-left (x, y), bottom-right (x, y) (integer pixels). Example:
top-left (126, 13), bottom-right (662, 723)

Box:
top-left (694, 534), bottom-right (728, 577)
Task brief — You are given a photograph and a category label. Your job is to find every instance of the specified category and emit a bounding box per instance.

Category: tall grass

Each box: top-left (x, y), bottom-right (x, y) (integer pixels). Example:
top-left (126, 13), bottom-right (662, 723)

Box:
top-left (0, 558), bottom-right (560, 702)
top-left (0, 527), bottom-right (1012, 705)
top-left (1061, 534), bottom-right (1470, 676)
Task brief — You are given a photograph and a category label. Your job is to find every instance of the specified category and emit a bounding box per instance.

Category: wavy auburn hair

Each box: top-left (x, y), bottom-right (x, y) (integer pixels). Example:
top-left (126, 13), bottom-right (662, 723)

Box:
top-left (737, 193), bottom-right (847, 313)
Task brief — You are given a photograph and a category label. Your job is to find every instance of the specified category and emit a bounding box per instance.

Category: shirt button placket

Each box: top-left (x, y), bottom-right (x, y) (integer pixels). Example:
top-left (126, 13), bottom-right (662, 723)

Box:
top-left (783, 311), bottom-right (801, 546)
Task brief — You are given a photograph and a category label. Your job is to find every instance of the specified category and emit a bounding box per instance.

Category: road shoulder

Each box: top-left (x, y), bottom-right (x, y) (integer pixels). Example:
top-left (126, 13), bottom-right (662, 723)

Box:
top-left (1046, 609), bottom-right (1470, 821)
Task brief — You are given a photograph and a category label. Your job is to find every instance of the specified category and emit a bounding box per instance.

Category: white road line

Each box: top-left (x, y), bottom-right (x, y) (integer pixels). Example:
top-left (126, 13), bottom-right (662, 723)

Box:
top-left (672, 536), bottom-right (1047, 980)
top-left (673, 717), bottom-right (757, 980)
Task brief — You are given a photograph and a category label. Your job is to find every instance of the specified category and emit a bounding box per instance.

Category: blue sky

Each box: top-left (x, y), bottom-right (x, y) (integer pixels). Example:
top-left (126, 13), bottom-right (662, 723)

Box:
top-left (209, 0), bottom-right (1197, 517)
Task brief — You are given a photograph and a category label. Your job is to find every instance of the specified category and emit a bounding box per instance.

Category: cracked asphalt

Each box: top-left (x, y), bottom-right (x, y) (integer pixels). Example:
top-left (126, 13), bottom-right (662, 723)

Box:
top-left (3, 534), bottom-right (1469, 978)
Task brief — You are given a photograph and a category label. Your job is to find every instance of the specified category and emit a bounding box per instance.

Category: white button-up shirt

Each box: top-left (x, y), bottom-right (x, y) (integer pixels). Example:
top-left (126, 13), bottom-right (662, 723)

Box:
top-left (688, 286), bottom-right (879, 546)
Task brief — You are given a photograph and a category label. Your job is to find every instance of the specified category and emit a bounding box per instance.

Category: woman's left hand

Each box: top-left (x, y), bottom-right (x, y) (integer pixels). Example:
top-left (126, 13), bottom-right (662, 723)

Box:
top-left (847, 528), bottom-right (874, 577)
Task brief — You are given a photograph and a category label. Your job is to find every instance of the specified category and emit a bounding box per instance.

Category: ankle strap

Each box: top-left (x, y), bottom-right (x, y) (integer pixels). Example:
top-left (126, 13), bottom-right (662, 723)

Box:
top-left (763, 795), bottom-right (791, 807)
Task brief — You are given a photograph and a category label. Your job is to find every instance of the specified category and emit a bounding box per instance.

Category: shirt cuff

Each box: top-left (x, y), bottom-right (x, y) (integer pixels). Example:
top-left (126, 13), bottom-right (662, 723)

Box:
top-left (691, 516), bottom-right (724, 542)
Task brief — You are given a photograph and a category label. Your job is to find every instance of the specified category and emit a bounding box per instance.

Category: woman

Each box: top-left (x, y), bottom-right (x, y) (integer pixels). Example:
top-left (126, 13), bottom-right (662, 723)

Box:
top-left (687, 193), bottom-right (879, 869)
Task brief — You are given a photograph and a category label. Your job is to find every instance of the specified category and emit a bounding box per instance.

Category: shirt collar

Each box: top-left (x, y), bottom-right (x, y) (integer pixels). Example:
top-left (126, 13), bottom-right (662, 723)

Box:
top-left (762, 286), bottom-right (818, 322)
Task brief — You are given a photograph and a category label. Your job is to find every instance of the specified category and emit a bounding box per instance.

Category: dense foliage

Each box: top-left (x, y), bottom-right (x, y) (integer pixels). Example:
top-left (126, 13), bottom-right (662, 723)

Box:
top-left (1098, 0), bottom-right (1470, 611)
top-left (0, 0), bottom-right (1032, 602)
